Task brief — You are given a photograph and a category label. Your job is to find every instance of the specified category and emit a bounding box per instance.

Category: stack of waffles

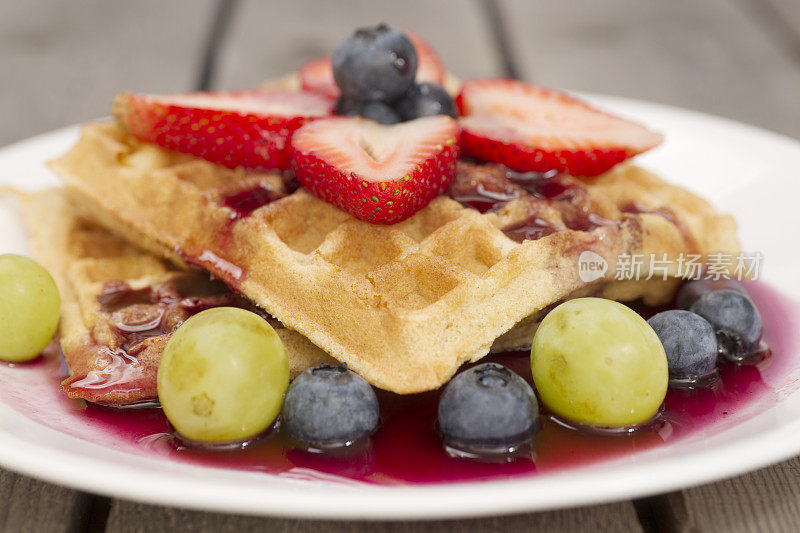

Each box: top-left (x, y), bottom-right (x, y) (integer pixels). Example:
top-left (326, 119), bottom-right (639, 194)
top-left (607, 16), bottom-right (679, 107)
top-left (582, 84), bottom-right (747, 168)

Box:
top-left (32, 128), bottom-right (738, 405)
top-left (26, 71), bottom-right (738, 406)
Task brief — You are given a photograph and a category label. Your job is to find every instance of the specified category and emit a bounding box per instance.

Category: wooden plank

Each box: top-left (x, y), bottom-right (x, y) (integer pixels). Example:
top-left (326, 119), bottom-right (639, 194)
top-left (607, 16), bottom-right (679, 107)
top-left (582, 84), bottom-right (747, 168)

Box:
top-left (741, 0), bottom-right (800, 70)
top-left (761, 0), bottom-right (800, 43)
top-left (0, 467), bottom-right (92, 532)
top-left (213, 0), bottom-right (504, 90)
top-left (105, 500), bottom-right (643, 533)
top-left (662, 457), bottom-right (800, 532)
top-left (0, 0), bottom-right (217, 147)
top-left (497, 0), bottom-right (800, 139)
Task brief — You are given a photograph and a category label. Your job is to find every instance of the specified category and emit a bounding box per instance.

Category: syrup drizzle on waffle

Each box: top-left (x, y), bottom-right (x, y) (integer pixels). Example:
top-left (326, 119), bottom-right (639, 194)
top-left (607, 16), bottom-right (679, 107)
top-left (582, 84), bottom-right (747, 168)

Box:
top-left (448, 162), bottom-right (611, 242)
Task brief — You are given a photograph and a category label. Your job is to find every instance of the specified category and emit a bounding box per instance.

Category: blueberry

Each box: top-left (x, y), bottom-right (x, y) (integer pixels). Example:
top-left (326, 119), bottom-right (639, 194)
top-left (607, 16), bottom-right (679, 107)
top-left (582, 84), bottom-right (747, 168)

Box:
top-left (676, 279), bottom-right (745, 310)
top-left (396, 82), bottom-right (457, 120)
top-left (690, 290), bottom-right (762, 360)
top-left (282, 363), bottom-right (379, 448)
top-left (360, 101), bottom-right (401, 124)
top-left (438, 363), bottom-right (539, 454)
top-left (648, 310), bottom-right (718, 381)
top-left (332, 24), bottom-right (417, 102)
top-left (335, 98), bottom-right (400, 125)
top-left (335, 97), bottom-right (361, 116)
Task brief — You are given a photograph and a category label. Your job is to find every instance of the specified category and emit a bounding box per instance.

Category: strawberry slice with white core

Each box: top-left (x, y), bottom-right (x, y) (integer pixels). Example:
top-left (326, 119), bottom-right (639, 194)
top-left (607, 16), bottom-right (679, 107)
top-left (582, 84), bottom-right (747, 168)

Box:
top-left (299, 29), bottom-right (445, 99)
top-left (113, 90), bottom-right (335, 170)
top-left (291, 115), bottom-right (460, 224)
top-left (456, 79), bottom-right (663, 177)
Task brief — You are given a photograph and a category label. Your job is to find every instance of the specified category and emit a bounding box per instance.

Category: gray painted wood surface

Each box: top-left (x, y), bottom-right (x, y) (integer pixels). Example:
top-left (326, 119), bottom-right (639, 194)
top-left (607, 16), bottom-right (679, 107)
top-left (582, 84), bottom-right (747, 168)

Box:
top-left (499, 0), bottom-right (800, 138)
top-left (0, 1), bottom-right (216, 146)
top-left (1, 0), bottom-right (799, 530)
top-left (0, 469), bottom-right (92, 533)
top-left (214, 0), bottom-right (504, 90)
top-left (105, 501), bottom-right (643, 533)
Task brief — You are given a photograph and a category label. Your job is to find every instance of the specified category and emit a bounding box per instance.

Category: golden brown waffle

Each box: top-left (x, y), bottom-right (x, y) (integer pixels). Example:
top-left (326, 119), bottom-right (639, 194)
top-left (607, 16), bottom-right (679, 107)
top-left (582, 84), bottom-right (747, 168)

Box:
top-left (19, 189), bottom-right (334, 405)
top-left (50, 122), bottom-right (739, 394)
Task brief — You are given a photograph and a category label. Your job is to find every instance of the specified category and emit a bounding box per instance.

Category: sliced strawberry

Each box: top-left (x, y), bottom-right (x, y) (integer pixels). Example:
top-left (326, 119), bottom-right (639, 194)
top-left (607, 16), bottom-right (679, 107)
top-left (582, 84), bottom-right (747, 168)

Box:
top-left (456, 79), bottom-right (663, 177)
top-left (113, 90), bottom-right (335, 170)
top-left (299, 29), bottom-right (445, 99)
top-left (404, 29), bottom-right (445, 85)
top-left (299, 57), bottom-right (340, 99)
top-left (290, 116), bottom-right (460, 224)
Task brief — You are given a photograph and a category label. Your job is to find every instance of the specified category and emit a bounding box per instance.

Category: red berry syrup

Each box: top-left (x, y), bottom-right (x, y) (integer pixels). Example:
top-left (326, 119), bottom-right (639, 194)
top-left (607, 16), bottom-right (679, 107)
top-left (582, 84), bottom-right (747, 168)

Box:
top-left (0, 281), bottom-right (797, 485)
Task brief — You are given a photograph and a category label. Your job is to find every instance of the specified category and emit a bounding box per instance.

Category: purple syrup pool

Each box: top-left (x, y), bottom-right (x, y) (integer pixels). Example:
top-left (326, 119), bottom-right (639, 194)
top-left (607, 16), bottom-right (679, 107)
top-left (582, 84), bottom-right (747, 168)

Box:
top-left (0, 281), bottom-right (797, 485)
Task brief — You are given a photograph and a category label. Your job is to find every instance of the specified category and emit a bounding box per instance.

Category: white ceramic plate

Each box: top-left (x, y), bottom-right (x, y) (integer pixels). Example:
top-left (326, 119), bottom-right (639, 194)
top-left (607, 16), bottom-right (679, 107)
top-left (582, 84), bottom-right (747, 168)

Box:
top-left (1, 96), bottom-right (800, 520)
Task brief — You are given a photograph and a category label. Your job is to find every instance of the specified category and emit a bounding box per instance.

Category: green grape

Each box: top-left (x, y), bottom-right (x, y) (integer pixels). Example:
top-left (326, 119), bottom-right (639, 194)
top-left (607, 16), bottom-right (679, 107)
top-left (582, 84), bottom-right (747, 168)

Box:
top-left (0, 254), bottom-right (60, 362)
top-left (531, 298), bottom-right (668, 428)
top-left (157, 307), bottom-right (289, 443)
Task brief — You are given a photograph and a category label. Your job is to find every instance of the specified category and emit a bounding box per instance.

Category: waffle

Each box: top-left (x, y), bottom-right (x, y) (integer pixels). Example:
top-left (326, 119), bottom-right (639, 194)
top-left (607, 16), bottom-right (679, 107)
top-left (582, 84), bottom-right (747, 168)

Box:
top-left (50, 122), bottom-right (739, 394)
top-left (19, 189), bottom-right (334, 405)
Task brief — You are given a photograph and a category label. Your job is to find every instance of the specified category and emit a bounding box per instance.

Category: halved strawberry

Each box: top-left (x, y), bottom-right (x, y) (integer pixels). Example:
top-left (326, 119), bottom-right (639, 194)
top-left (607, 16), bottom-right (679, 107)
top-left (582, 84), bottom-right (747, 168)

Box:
top-left (404, 29), bottom-right (446, 86)
top-left (299, 57), bottom-right (340, 99)
top-left (290, 116), bottom-right (459, 224)
top-left (113, 90), bottom-right (335, 170)
top-left (299, 29), bottom-right (446, 99)
top-left (456, 79), bottom-right (663, 177)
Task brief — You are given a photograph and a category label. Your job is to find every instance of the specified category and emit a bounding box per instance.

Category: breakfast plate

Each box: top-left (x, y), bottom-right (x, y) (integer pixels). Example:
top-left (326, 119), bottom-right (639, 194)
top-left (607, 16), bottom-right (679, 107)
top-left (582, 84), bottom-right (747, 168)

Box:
top-left (0, 93), bottom-right (799, 519)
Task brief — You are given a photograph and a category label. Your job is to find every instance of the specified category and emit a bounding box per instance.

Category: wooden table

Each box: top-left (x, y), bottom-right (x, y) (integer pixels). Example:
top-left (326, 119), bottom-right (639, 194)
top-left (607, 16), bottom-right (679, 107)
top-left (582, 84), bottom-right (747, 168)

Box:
top-left (2, 1), bottom-right (799, 531)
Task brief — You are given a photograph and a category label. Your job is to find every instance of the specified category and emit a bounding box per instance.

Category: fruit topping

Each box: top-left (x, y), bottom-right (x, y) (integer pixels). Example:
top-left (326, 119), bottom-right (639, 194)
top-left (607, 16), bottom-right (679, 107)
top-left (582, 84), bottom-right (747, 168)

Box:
top-left (648, 310), bottom-right (718, 382)
top-left (403, 29), bottom-right (446, 85)
top-left (113, 90), bottom-right (335, 171)
top-left (396, 82), bottom-right (457, 120)
top-left (437, 363), bottom-right (539, 456)
top-left (301, 27), bottom-right (444, 100)
top-left (336, 98), bottom-right (401, 125)
top-left (157, 307), bottom-right (289, 444)
top-left (0, 254), bottom-right (60, 362)
top-left (456, 79), bottom-right (663, 176)
top-left (299, 56), bottom-right (341, 99)
top-left (306, 26), bottom-right (451, 125)
top-left (332, 23), bottom-right (417, 103)
top-left (690, 290), bottom-right (763, 361)
top-left (676, 279), bottom-right (745, 310)
top-left (290, 115), bottom-right (460, 224)
top-left (282, 363), bottom-right (379, 449)
top-left (532, 298), bottom-right (668, 428)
